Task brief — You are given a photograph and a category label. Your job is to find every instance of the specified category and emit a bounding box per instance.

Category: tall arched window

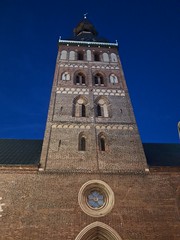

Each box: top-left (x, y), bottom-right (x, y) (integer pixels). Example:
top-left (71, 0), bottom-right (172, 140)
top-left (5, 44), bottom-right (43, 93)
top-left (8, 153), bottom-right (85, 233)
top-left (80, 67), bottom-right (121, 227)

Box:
top-left (73, 96), bottom-right (88, 117)
top-left (94, 73), bottom-right (104, 86)
top-left (99, 134), bottom-right (106, 151)
top-left (95, 97), bottom-right (111, 118)
top-left (79, 133), bottom-right (86, 151)
top-left (75, 73), bottom-right (86, 85)
top-left (80, 137), bottom-right (86, 151)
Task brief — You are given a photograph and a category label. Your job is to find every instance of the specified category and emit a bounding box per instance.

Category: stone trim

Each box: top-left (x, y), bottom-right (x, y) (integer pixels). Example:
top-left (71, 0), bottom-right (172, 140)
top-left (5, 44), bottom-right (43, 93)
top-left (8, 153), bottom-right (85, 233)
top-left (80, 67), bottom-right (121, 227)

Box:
top-left (56, 87), bottom-right (125, 96)
top-left (58, 63), bottom-right (119, 70)
top-left (93, 89), bottom-right (125, 96)
top-left (78, 180), bottom-right (115, 218)
top-left (51, 124), bottom-right (134, 130)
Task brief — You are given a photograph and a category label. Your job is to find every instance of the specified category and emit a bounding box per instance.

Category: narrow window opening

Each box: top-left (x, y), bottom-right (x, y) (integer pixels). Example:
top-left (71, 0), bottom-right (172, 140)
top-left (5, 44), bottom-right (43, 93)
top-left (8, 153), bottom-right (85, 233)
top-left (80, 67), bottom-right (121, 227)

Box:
top-left (100, 138), bottom-right (105, 151)
top-left (100, 76), bottom-right (104, 85)
top-left (97, 104), bottom-right (102, 117)
top-left (58, 140), bottom-right (61, 150)
top-left (82, 104), bottom-right (86, 117)
top-left (82, 76), bottom-right (85, 85)
top-left (76, 75), bottom-right (80, 84)
top-left (80, 137), bottom-right (86, 151)
top-left (94, 76), bottom-right (98, 85)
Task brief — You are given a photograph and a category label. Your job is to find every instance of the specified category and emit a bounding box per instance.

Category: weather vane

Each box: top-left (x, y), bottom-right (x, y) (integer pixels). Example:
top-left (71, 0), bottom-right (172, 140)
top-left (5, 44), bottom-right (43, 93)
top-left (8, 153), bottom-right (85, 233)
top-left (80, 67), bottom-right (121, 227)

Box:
top-left (84, 13), bottom-right (88, 19)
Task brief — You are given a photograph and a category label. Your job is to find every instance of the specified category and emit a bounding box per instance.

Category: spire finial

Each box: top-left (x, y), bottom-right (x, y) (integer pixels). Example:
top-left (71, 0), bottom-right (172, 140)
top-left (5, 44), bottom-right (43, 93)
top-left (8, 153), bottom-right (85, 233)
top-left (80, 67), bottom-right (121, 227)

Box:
top-left (84, 13), bottom-right (88, 19)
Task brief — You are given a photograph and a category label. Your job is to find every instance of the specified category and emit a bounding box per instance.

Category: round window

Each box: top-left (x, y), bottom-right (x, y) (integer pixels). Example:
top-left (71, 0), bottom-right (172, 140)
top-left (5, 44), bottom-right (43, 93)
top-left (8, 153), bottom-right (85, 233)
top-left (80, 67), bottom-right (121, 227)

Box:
top-left (78, 180), bottom-right (114, 217)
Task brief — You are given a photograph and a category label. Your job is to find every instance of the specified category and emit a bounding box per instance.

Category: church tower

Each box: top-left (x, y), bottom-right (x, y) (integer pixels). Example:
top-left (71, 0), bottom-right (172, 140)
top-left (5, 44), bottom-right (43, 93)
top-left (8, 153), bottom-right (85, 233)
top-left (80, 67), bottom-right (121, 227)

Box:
top-left (40, 16), bottom-right (149, 239)
top-left (40, 17), bottom-right (148, 173)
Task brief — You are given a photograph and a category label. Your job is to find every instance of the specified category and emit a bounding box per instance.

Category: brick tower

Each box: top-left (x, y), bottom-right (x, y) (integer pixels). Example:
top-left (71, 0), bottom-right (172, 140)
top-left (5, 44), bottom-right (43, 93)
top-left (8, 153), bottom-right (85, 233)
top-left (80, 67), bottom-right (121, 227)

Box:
top-left (40, 16), bottom-right (149, 239)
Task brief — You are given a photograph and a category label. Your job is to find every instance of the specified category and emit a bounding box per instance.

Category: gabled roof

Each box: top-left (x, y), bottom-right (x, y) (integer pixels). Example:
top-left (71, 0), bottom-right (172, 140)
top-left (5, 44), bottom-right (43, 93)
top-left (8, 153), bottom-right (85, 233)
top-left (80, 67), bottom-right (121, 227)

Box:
top-left (143, 143), bottom-right (180, 167)
top-left (0, 139), bottom-right (42, 165)
top-left (0, 139), bottom-right (179, 168)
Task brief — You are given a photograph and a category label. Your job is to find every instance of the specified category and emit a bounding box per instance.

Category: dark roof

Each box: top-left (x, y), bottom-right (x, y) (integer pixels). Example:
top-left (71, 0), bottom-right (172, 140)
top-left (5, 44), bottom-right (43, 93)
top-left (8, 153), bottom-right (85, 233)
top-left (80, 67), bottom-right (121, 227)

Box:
top-left (0, 139), bottom-right (179, 167)
top-left (0, 139), bottom-right (42, 165)
top-left (143, 143), bottom-right (180, 167)
top-left (68, 18), bottom-right (109, 43)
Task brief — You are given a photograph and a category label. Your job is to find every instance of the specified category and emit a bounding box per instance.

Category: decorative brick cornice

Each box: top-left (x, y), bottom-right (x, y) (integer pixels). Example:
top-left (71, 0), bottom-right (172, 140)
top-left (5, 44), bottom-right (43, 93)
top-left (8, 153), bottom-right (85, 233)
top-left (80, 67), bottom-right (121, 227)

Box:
top-left (56, 87), bottom-right (125, 96)
top-left (51, 123), bottom-right (134, 130)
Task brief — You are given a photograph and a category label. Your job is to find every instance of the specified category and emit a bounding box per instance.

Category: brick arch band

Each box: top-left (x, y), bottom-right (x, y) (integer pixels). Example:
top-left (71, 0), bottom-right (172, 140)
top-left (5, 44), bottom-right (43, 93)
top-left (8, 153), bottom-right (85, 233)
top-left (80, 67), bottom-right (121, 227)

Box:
top-left (75, 221), bottom-right (122, 240)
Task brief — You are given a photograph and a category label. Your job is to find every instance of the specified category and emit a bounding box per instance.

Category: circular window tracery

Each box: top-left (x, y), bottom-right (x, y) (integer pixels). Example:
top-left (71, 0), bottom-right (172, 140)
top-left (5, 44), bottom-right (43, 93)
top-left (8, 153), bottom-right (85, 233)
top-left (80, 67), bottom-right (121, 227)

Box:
top-left (78, 180), bottom-right (114, 217)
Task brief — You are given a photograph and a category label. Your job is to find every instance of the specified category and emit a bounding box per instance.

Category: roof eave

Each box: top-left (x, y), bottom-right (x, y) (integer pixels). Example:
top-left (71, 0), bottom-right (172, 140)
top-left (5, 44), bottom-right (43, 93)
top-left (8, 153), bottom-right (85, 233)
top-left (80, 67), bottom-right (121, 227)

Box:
top-left (58, 39), bottom-right (118, 48)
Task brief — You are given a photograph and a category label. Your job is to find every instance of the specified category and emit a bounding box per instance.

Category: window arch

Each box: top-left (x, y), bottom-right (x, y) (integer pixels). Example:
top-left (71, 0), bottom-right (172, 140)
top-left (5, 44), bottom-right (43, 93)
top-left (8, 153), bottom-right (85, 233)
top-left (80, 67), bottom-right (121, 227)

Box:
top-left (94, 73), bottom-right (104, 86)
top-left (75, 222), bottom-right (122, 240)
top-left (75, 72), bottom-right (86, 85)
top-left (109, 73), bottom-right (118, 84)
top-left (61, 72), bottom-right (70, 81)
top-left (95, 97), bottom-right (111, 118)
top-left (73, 96), bottom-right (88, 117)
top-left (111, 53), bottom-right (118, 62)
top-left (60, 50), bottom-right (67, 60)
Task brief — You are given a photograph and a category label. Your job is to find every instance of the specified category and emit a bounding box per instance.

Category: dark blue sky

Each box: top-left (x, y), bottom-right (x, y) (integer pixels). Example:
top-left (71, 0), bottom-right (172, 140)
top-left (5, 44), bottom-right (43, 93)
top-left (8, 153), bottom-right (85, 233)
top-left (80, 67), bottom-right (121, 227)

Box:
top-left (0, 0), bottom-right (179, 142)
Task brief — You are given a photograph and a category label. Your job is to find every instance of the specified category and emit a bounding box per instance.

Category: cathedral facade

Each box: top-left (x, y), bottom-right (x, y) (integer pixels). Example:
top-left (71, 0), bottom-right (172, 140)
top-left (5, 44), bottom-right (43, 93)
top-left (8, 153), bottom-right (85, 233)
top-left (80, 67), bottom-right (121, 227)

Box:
top-left (0, 18), bottom-right (179, 240)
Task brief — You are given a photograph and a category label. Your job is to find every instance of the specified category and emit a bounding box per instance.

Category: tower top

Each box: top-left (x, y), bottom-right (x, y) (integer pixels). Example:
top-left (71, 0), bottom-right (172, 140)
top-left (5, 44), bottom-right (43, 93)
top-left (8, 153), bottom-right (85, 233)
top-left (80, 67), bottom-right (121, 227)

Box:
top-left (70, 18), bottom-right (109, 43)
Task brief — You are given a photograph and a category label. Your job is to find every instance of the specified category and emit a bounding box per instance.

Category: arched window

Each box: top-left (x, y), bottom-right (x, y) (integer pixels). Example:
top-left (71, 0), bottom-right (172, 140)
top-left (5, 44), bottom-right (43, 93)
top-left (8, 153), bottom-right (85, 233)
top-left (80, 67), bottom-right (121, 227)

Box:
top-left (95, 97), bottom-right (111, 118)
top-left (61, 72), bottom-right (70, 81)
top-left (60, 50), bottom-right (67, 60)
top-left (111, 53), bottom-right (118, 62)
top-left (69, 51), bottom-right (75, 60)
top-left (94, 73), bottom-right (104, 86)
top-left (94, 52), bottom-right (100, 61)
top-left (75, 73), bottom-right (86, 85)
top-left (73, 96), bottom-right (88, 117)
top-left (77, 51), bottom-right (84, 60)
top-left (103, 52), bottom-right (109, 62)
top-left (79, 136), bottom-right (86, 151)
top-left (87, 50), bottom-right (91, 61)
top-left (78, 133), bottom-right (87, 151)
top-left (99, 136), bottom-right (106, 151)
top-left (109, 73), bottom-right (118, 84)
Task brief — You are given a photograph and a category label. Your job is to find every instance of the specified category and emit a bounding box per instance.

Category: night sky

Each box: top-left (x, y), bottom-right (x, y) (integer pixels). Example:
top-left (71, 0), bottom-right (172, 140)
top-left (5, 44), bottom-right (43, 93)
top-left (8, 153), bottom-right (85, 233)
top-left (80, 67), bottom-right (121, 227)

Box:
top-left (0, 0), bottom-right (179, 143)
